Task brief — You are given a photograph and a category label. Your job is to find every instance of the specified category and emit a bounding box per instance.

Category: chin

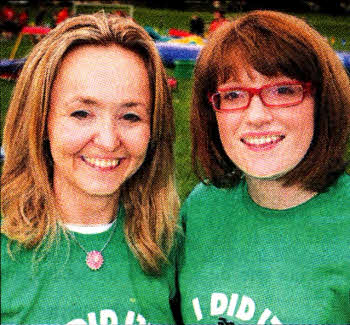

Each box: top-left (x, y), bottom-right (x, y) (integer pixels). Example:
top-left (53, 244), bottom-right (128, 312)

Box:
top-left (243, 165), bottom-right (297, 181)
top-left (82, 184), bottom-right (121, 197)
top-left (246, 172), bottom-right (286, 181)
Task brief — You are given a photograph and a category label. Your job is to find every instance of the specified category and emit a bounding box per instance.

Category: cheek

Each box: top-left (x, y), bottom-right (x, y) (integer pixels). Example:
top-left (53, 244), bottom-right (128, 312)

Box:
top-left (216, 114), bottom-right (240, 148)
top-left (49, 122), bottom-right (91, 157)
top-left (140, 129), bottom-right (151, 156)
top-left (292, 104), bottom-right (315, 150)
top-left (123, 125), bottom-right (151, 157)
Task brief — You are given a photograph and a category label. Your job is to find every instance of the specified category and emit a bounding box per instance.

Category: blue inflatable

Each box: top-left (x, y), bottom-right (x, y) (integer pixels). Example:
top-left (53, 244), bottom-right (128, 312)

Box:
top-left (155, 43), bottom-right (350, 70)
top-left (155, 42), bottom-right (202, 66)
top-left (0, 50), bottom-right (349, 74)
top-left (144, 26), bottom-right (172, 42)
top-left (0, 58), bottom-right (26, 74)
top-left (337, 51), bottom-right (350, 71)
top-left (0, 146), bottom-right (4, 162)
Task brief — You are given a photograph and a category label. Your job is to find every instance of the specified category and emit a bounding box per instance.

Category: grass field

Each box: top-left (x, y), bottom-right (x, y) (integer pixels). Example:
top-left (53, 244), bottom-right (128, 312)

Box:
top-left (1, 6), bottom-right (350, 200)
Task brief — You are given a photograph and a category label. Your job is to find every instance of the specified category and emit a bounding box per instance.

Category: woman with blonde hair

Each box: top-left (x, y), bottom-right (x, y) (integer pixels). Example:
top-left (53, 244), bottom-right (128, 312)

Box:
top-left (179, 10), bottom-right (350, 324)
top-left (1, 13), bottom-right (179, 324)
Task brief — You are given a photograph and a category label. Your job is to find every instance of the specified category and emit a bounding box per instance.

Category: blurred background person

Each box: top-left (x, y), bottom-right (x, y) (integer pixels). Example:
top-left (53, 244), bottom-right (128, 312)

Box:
top-left (208, 9), bottom-right (228, 34)
top-left (190, 14), bottom-right (204, 36)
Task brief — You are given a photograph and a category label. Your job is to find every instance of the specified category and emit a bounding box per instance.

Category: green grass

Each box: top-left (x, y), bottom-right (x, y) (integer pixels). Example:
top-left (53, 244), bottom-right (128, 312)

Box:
top-left (171, 78), bottom-right (198, 201)
top-left (0, 79), bottom-right (14, 137)
top-left (1, 7), bottom-right (350, 200)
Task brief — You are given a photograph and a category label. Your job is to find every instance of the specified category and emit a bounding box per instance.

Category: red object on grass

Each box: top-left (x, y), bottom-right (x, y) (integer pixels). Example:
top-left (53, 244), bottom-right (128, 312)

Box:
top-left (2, 6), bottom-right (15, 21)
top-left (18, 11), bottom-right (29, 27)
top-left (167, 77), bottom-right (178, 90)
top-left (168, 28), bottom-right (192, 38)
top-left (0, 72), bottom-right (18, 80)
top-left (208, 18), bottom-right (228, 33)
top-left (21, 26), bottom-right (51, 35)
top-left (56, 7), bottom-right (69, 25)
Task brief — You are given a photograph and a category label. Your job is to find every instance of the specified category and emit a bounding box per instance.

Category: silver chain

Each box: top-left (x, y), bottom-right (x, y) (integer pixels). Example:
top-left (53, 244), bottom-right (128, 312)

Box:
top-left (68, 219), bottom-right (118, 254)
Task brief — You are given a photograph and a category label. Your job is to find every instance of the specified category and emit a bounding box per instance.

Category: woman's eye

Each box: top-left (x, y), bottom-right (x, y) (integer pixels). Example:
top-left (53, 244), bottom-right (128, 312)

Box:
top-left (276, 85), bottom-right (296, 95)
top-left (71, 110), bottom-right (89, 119)
top-left (223, 91), bottom-right (241, 101)
top-left (123, 113), bottom-right (141, 122)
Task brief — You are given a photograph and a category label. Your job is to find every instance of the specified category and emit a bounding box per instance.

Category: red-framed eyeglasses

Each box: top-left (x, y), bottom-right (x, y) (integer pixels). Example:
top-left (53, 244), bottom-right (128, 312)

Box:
top-left (209, 81), bottom-right (314, 112)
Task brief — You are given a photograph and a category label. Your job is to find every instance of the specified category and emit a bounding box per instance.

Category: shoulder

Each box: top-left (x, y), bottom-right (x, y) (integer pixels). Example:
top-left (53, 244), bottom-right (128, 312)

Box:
top-left (1, 234), bottom-right (21, 276)
top-left (2, 234), bottom-right (27, 263)
top-left (1, 234), bottom-right (38, 275)
top-left (185, 181), bottom-right (237, 203)
top-left (335, 172), bottom-right (350, 189)
top-left (181, 181), bottom-right (241, 219)
top-left (325, 172), bottom-right (350, 200)
top-left (1, 233), bottom-right (11, 259)
top-left (312, 173), bottom-right (350, 216)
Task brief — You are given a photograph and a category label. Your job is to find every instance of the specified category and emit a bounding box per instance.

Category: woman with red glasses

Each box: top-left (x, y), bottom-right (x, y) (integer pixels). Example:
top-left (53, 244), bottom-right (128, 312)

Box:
top-left (178, 10), bottom-right (350, 324)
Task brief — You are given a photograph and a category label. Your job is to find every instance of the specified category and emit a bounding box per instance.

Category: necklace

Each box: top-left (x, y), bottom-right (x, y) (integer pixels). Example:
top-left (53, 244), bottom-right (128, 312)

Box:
top-left (68, 220), bottom-right (118, 270)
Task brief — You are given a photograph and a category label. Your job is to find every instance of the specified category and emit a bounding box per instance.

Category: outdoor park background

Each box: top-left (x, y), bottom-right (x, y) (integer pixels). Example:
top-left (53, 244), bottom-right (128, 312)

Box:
top-left (1, 2), bottom-right (350, 201)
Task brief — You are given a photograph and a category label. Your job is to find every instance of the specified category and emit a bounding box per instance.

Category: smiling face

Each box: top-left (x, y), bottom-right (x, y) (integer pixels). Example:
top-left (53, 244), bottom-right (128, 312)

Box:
top-left (47, 45), bottom-right (151, 201)
top-left (215, 69), bottom-right (314, 180)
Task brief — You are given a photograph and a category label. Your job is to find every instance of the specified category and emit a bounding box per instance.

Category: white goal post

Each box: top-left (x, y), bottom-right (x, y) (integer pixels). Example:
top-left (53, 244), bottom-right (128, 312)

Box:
top-left (72, 1), bottom-right (135, 18)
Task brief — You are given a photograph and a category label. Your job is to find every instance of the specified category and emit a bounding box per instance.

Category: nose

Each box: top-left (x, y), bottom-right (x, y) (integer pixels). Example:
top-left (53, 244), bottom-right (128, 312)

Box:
top-left (244, 94), bottom-right (273, 125)
top-left (93, 117), bottom-right (120, 151)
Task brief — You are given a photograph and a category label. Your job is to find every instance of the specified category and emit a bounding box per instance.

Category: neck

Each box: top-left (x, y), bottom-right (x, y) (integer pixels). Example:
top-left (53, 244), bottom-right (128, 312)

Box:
top-left (245, 176), bottom-right (317, 210)
top-left (53, 181), bottom-right (119, 225)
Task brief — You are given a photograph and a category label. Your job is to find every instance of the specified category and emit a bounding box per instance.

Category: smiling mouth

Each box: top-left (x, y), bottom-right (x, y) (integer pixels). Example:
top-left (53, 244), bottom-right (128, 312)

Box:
top-left (82, 156), bottom-right (121, 169)
top-left (241, 135), bottom-right (285, 147)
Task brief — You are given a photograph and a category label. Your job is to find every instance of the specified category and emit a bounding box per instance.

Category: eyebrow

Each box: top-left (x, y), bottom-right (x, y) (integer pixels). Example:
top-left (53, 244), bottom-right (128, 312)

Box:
top-left (71, 96), bottom-right (99, 106)
top-left (69, 96), bottom-right (149, 112)
top-left (123, 102), bottom-right (140, 108)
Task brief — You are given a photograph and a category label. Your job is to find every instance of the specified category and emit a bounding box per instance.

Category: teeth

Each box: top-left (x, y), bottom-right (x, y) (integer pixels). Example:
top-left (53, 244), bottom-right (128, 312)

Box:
top-left (244, 135), bottom-right (283, 145)
top-left (84, 157), bottom-right (120, 168)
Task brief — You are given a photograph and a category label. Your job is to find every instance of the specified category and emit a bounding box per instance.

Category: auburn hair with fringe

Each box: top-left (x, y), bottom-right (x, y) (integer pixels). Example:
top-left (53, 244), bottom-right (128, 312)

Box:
top-left (191, 10), bottom-right (350, 192)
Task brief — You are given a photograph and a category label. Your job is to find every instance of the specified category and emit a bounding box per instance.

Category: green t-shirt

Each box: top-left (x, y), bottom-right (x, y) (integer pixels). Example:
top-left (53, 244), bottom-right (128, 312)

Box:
top-left (1, 206), bottom-right (176, 325)
top-left (179, 173), bottom-right (350, 324)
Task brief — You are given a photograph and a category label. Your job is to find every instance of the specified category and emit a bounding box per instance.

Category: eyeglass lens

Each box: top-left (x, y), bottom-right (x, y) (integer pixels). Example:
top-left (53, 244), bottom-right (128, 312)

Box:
top-left (213, 84), bottom-right (305, 110)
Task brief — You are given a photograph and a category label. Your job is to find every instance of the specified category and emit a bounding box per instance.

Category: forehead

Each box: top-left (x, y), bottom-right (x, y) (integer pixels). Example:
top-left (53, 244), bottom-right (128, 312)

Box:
top-left (59, 44), bottom-right (145, 73)
top-left (217, 70), bottom-right (294, 90)
top-left (213, 41), bottom-right (311, 88)
top-left (54, 44), bottom-right (149, 87)
top-left (216, 49), bottom-right (275, 85)
top-left (50, 44), bottom-right (151, 106)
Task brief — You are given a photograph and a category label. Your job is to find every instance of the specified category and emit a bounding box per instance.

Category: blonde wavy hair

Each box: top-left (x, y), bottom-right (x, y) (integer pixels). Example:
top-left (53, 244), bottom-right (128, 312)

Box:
top-left (1, 12), bottom-right (179, 274)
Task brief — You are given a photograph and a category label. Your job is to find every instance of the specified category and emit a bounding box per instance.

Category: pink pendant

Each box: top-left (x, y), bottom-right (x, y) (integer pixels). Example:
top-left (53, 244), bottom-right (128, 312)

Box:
top-left (86, 250), bottom-right (104, 270)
